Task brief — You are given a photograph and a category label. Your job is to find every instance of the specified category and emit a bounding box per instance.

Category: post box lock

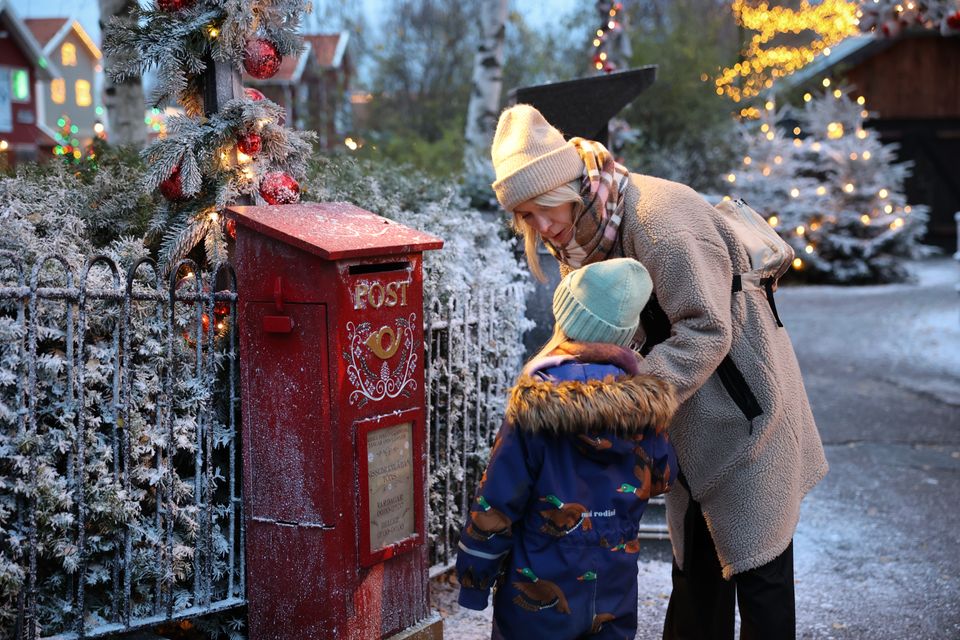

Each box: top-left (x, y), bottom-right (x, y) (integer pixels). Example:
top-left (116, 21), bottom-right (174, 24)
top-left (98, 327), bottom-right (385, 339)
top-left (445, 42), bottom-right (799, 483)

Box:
top-left (262, 276), bottom-right (294, 333)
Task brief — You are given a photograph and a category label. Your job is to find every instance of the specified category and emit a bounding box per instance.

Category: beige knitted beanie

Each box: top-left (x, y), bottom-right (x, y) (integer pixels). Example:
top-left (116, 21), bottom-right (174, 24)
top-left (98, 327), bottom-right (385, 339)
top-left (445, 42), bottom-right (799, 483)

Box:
top-left (490, 104), bottom-right (584, 212)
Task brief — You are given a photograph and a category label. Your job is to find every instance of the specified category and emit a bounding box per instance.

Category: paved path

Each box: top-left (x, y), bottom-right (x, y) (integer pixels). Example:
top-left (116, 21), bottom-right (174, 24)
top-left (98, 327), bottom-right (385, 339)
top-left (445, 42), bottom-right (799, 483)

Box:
top-left (433, 259), bottom-right (960, 639)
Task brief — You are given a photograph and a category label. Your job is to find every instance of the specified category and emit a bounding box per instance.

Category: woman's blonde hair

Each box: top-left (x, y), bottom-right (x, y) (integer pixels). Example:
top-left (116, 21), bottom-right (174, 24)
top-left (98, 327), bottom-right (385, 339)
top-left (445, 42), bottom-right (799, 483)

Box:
top-left (510, 180), bottom-right (583, 283)
top-left (525, 325), bottom-right (568, 370)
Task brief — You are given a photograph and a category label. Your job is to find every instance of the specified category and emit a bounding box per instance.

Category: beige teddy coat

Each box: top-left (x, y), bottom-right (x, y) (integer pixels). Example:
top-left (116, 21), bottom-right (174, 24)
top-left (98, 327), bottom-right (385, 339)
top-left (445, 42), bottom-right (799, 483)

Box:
top-left (559, 173), bottom-right (828, 578)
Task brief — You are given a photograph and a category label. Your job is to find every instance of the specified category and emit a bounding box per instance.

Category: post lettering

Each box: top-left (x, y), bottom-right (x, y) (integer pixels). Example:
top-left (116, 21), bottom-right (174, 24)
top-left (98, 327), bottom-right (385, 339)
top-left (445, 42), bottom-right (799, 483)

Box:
top-left (385, 282), bottom-right (399, 307)
top-left (353, 280), bottom-right (412, 310)
top-left (354, 283), bottom-right (369, 310)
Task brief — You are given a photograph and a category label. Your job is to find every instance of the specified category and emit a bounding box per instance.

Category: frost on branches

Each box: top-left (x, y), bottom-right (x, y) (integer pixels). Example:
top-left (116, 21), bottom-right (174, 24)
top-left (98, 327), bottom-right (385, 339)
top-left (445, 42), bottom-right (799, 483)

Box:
top-left (0, 172), bottom-right (242, 637)
top-left (103, 0), bottom-right (316, 271)
top-left (727, 89), bottom-right (932, 284)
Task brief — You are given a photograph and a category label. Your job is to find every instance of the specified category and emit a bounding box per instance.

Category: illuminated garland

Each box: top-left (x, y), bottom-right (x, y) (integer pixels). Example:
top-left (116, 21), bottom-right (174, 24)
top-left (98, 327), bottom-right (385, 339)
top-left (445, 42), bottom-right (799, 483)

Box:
top-left (592, 1), bottom-right (625, 74)
top-left (715, 0), bottom-right (860, 103)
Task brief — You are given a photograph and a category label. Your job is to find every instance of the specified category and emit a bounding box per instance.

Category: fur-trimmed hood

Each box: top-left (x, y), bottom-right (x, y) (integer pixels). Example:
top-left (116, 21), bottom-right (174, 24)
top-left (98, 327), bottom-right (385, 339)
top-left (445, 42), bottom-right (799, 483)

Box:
top-left (506, 341), bottom-right (677, 437)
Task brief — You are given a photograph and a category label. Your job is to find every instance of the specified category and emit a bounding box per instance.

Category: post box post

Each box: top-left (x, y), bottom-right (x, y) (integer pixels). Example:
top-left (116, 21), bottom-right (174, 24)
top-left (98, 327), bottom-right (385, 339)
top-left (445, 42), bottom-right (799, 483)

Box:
top-left (228, 202), bottom-right (444, 639)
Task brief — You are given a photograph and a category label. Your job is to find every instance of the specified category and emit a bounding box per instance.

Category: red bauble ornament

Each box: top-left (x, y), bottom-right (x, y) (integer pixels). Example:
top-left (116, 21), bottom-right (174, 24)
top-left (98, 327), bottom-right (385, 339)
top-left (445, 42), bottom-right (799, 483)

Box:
top-left (244, 87), bottom-right (266, 102)
top-left (259, 172), bottom-right (300, 205)
top-left (947, 11), bottom-right (960, 30)
top-left (159, 166), bottom-right (185, 201)
top-left (237, 132), bottom-right (262, 156)
top-left (243, 39), bottom-right (282, 80)
top-left (157, 0), bottom-right (194, 11)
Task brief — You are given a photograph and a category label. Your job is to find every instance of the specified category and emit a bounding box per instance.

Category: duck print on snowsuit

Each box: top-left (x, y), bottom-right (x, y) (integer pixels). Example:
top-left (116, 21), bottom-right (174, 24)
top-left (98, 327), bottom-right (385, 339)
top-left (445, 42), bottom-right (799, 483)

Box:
top-left (455, 342), bottom-right (679, 639)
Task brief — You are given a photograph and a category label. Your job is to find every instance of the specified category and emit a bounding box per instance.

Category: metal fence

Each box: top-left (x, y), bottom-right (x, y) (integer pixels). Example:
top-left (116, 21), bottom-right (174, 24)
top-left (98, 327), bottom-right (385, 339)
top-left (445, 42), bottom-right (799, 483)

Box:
top-left (0, 253), bottom-right (243, 640)
top-left (423, 283), bottom-right (529, 568)
top-left (1, 250), bottom-right (530, 635)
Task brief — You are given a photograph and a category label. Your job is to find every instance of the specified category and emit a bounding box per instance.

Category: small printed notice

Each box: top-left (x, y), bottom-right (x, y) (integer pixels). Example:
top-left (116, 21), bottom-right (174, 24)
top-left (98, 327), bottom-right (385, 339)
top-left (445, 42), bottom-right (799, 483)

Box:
top-left (366, 422), bottom-right (414, 552)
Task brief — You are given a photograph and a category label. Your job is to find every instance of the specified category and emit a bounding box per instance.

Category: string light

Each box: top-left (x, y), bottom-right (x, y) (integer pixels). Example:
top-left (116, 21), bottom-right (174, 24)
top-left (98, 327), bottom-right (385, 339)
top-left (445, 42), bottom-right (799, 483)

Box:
top-left (805, 244), bottom-right (814, 253)
top-left (768, 215), bottom-right (780, 227)
top-left (861, 214), bottom-right (871, 225)
top-left (879, 188), bottom-right (889, 198)
top-left (714, 0), bottom-right (859, 102)
top-left (796, 225), bottom-right (806, 235)
top-left (792, 257), bottom-right (804, 269)
top-left (862, 150), bottom-right (871, 159)
top-left (743, 156), bottom-right (752, 165)
top-left (790, 188), bottom-right (800, 197)
top-left (727, 173), bottom-right (737, 183)
top-left (817, 186), bottom-right (827, 195)
top-left (843, 183), bottom-right (855, 192)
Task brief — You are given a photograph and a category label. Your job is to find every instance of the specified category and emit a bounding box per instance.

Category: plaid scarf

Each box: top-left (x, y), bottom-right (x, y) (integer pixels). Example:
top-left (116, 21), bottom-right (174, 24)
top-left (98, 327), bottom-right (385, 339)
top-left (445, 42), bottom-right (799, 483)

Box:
top-left (544, 138), bottom-right (630, 268)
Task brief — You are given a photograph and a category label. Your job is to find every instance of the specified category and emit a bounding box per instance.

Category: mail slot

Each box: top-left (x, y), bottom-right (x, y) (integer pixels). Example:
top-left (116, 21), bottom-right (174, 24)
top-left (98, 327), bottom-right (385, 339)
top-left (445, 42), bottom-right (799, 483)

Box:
top-left (229, 202), bottom-right (444, 639)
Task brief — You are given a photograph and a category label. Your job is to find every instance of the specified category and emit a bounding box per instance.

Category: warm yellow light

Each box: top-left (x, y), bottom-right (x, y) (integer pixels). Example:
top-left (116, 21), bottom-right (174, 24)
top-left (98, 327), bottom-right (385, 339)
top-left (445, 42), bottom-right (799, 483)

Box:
top-left (727, 173), bottom-right (737, 183)
top-left (599, 52), bottom-right (608, 61)
top-left (596, 29), bottom-right (604, 37)
top-left (762, 166), bottom-right (772, 176)
top-left (793, 126), bottom-right (801, 135)
top-left (51, 78), bottom-right (65, 104)
top-left (94, 122), bottom-right (104, 134)
top-left (608, 20), bottom-right (615, 29)
top-left (0, 140), bottom-right (7, 151)
top-left (822, 78), bottom-right (831, 87)
top-left (796, 225), bottom-right (805, 235)
top-left (743, 156), bottom-right (752, 165)
top-left (207, 25), bottom-right (220, 38)
top-left (803, 93), bottom-right (812, 102)
top-left (765, 100), bottom-right (774, 110)
top-left (722, 195), bottom-right (732, 201)
top-left (884, 204), bottom-right (893, 213)
top-left (862, 151), bottom-right (871, 160)
top-left (61, 43), bottom-right (77, 67)
top-left (833, 89), bottom-right (842, 98)
top-left (793, 138), bottom-right (802, 147)
top-left (812, 142), bottom-right (822, 151)
top-left (345, 137), bottom-right (359, 151)
top-left (598, 63), bottom-right (606, 71)
top-left (790, 188), bottom-right (800, 198)
top-left (593, 39), bottom-right (601, 46)
top-left (824, 47), bottom-right (832, 55)
top-left (878, 188), bottom-right (889, 198)
top-left (890, 217), bottom-right (904, 229)
top-left (810, 221), bottom-right (821, 231)
top-left (75, 79), bottom-right (92, 107)
top-left (208, 210), bottom-right (219, 223)
top-left (792, 257), bottom-right (804, 269)
top-left (766, 131), bottom-right (775, 140)
top-left (804, 244), bottom-right (814, 253)
top-left (861, 110), bottom-right (869, 118)
top-left (774, 155), bottom-right (783, 164)
top-left (827, 121), bottom-right (844, 139)
top-left (857, 96), bottom-right (866, 105)
top-left (761, 123), bottom-right (770, 133)
top-left (843, 183), bottom-right (855, 193)
top-left (856, 130), bottom-right (867, 139)
top-left (236, 150), bottom-right (252, 164)
top-left (768, 215), bottom-right (779, 227)
top-left (860, 214), bottom-right (871, 225)
top-left (817, 186), bottom-right (827, 195)
top-left (904, 205), bottom-right (912, 213)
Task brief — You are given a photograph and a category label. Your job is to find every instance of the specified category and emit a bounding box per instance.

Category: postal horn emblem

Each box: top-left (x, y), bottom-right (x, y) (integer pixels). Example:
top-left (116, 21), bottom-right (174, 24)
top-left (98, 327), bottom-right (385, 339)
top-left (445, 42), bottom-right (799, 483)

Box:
top-left (366, 325), bottom-right (400, 359)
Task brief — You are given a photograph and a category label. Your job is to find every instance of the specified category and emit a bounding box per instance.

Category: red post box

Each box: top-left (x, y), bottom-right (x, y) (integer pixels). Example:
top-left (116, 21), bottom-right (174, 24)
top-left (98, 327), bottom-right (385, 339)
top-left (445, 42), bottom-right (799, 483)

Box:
top-left (228, 202), bottom-right (444, 639)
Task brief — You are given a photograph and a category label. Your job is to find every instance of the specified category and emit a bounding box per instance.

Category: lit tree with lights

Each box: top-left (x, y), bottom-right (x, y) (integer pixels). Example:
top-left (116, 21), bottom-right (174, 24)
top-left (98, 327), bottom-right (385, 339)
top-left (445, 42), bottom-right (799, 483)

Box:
top-left (728, 87), bottom-right (931, 283)
top-left (716, 0), bottom-right (860, 106)
top-left (103, 0), bottom-right (316, 269)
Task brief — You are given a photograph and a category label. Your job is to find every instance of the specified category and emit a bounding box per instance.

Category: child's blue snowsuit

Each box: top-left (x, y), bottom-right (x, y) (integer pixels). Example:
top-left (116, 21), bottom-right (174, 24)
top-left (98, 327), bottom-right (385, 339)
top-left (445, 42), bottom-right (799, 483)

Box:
top-left (455, 342), bottom-right (678, 639)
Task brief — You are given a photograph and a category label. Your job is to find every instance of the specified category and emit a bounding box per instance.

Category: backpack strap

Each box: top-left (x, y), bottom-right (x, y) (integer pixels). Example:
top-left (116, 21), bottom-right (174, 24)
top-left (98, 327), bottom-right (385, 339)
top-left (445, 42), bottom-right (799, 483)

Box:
top-left (639, 296), bottom-right (763, 432)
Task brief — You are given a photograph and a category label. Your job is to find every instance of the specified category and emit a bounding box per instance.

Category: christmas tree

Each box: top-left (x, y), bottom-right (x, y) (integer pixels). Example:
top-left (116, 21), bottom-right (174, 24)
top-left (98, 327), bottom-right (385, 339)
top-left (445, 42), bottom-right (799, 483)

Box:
top-left (727, 88), bottom-right (932, 283)
top-left (103, 0), bottom-right (316, 269)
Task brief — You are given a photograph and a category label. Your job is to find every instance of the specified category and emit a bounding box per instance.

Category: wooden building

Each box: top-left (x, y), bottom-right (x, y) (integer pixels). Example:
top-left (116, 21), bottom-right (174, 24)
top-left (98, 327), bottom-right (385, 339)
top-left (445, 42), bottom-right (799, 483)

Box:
top-left (26, 17), bottom-right (103, 156)
top-left (780, 32), bottom-right (960, 250)
top-left (0, 0), bottom-right (59, 166)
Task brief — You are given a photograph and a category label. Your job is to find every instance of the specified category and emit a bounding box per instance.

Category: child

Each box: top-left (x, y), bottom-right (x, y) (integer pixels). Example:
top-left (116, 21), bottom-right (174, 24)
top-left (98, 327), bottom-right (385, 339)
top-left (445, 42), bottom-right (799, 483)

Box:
top-left (455, 258), bottom-right (679, 639)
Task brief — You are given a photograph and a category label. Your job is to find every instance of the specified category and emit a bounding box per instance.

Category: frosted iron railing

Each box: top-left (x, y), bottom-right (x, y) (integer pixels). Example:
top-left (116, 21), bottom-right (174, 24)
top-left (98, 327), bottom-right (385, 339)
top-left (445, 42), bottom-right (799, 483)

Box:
top-left (0, 253), bottom-right (243, 639)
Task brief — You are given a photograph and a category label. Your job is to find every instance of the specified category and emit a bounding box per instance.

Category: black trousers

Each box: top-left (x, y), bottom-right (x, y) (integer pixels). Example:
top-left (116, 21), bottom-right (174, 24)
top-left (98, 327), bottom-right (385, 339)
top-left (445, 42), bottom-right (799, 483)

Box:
top-left (662, 496), bottom-right (796, 640)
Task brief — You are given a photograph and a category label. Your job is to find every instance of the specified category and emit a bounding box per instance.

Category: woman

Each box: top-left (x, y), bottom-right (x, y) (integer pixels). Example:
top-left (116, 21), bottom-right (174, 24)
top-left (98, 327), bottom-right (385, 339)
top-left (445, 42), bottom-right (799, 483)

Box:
top-left (456, 258), bottom-right (678, 640)
top-left (489, 104), bottom-right (828, 640)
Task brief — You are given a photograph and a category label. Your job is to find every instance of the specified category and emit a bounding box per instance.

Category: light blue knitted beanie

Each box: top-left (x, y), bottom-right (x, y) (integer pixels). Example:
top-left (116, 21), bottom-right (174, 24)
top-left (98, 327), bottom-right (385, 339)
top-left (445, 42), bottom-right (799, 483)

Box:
top-left (552, 258), bottom-right (653, 347)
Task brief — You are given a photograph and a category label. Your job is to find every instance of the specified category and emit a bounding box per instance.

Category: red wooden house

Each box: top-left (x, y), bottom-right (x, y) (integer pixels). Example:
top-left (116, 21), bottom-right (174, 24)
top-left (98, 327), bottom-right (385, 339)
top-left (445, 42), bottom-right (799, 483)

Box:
top-left (0, 0), bottom-right (60, 166)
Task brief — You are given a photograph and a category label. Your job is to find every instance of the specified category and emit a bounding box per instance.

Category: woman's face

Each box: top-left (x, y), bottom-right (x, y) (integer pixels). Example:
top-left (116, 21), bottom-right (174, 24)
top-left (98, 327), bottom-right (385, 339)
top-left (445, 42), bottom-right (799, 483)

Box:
top-left (514, 199), bottom-right (575, 247)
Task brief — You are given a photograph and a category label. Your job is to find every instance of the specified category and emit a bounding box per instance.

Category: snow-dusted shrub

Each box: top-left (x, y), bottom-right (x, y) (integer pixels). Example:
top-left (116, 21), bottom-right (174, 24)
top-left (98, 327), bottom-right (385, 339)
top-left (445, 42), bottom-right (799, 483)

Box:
top-left (0, 166), bottom-right (240, 637)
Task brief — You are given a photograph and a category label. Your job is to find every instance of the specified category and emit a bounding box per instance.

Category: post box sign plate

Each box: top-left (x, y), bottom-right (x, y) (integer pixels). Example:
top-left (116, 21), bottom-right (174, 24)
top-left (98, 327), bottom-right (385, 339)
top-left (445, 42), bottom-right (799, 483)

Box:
top-left (357, 413), bottom-right (425, 566)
